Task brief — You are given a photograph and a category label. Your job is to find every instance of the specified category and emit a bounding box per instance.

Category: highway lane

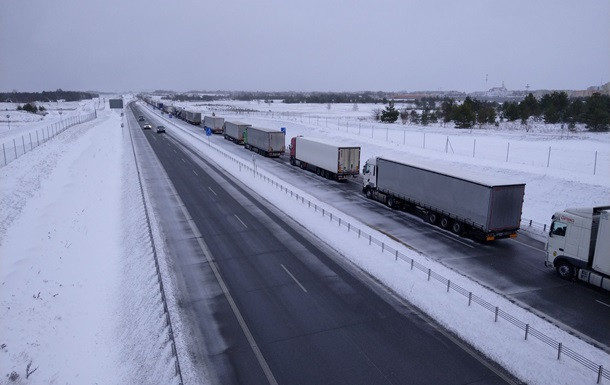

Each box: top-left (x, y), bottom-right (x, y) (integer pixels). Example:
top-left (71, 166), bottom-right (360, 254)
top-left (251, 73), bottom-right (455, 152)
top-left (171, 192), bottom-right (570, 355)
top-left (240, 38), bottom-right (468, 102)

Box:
top-left (138, 103), bottom-right (610, 350)
top-left (131, 105), bottom-right (516, 384)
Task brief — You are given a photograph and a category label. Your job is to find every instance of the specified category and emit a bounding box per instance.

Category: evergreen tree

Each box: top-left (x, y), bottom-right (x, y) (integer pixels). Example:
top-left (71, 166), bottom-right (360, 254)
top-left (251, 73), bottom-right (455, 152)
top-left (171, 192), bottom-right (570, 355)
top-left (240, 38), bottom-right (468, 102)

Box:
top-left (581, 93), bottom-right (610, 131)
top-left (409, 110), bottom-right (420, 124)
top-left (453, 98), bottom-right (476, 128)
top-left (380, 100), bottom-right (399, 123)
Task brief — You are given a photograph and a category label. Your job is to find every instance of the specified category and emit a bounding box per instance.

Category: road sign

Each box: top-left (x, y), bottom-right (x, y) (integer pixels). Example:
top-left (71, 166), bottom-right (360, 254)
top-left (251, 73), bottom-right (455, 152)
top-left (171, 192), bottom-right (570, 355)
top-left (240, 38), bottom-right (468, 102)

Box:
top-left (281, 127), bottom-right (286, 133)
top-left (205, 127), bottom-right (212, 136)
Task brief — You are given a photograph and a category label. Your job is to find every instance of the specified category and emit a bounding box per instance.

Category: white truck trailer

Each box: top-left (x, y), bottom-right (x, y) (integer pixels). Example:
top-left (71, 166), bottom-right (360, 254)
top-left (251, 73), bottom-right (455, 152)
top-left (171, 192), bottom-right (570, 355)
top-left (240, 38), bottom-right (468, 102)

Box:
top-left (185, 110), bottom-right (201, 125)
top-left (545, 206), bottom-right (610, 290)
top-left (289, 136), bottom-right (360, 180)
top-left (224, 121), bottom-right (251, 144)
top-left (244, 126), bottom-right (285, 157)
top-left (362, 156), bottom-right (525, 241)
top-left (203, 116), bottom-right (225, 134)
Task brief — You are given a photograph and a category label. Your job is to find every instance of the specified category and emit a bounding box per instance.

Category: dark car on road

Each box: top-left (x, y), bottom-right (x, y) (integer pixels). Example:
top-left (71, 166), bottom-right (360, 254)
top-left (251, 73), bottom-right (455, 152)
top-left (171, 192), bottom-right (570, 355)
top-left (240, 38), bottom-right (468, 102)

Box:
top-left (156, 125), bottom-right (166, 133)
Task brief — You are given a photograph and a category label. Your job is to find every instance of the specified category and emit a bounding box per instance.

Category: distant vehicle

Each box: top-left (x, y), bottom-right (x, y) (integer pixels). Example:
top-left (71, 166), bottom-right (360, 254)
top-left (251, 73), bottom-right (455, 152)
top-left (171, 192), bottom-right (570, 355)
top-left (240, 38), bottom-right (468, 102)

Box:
top-left (156, 125), bottom-right (166, 133)
top-left (224, 121), bottom-right (251, 144)
top-left (290, 136), bottom-right (360, 180)
top-left (203, 116), bottom-right (225, 134)
top-left (138, 115), bottom-right (145, 122)
top-left (143, 123), bottom-right (152, 129)
top-left (545, 206), bottom-right (610, 290)
top-left (362, 156), bottom-right (525, 241)
top-left (244, 126), bottom-right (285, 157)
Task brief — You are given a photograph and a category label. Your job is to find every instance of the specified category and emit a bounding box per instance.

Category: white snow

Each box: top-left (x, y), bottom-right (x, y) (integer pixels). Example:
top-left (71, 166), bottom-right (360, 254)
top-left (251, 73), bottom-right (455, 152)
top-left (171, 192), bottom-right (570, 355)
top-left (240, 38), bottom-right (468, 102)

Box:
top-left (1, 97), bottom-right (609, 384)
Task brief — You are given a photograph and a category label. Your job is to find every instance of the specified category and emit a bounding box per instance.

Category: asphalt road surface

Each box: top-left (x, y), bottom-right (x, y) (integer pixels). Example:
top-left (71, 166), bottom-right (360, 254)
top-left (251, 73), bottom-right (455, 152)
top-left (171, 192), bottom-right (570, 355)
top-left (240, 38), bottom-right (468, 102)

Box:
top-left (137, 103), bottom-right (610, 351)
top-left (129, 105), bottom-right (518, 385)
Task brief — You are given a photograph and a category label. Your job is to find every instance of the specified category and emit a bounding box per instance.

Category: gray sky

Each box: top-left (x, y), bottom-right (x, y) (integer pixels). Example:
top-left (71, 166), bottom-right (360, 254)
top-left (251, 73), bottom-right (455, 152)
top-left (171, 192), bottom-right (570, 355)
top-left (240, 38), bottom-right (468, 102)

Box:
top-left (1, 0), bottom-right (608, 93)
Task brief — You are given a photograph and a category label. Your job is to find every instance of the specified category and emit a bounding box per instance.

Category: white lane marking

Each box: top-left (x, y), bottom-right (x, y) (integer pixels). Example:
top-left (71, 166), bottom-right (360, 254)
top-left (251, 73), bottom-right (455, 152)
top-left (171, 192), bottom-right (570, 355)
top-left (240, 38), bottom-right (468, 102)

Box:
top-left (281, 264), bottom-right (308, 293)
top-left (181, 158), bottom-right (186, 163)
top-left (431, 229), bottom-right (474, 248)
top-left (511, 238), bottom-right (545, 253)
top-left (234, 214), bottom-right (248, 229)
top-left (173, 149), bottom-right (177, 154)
top-left (193, 170), bottom-right (198, 177)
top-left (595, 300), bottom-right (610, 309)
top-left (208, 187), bottom-right (217, 196)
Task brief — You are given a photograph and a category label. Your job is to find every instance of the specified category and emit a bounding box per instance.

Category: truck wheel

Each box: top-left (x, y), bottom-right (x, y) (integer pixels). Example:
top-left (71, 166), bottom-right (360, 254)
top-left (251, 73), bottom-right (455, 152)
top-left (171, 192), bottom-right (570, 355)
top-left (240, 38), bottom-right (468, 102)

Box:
top-left (427, 212), bottom-right (438, 224)
top-left (451, 221), bottom-right (464, 235)
top-left (316, 168), bottom-right (321, 176)
top-left (365, 189), bottom-right (373, 199)
top-left (556, 261), bottom-right (575, 280)
top-left (387, 197), bottom-right (395, 209)
top-left (440, 217), bottom-right (450, 229)
top-left (290, 158), bottom-right (295, 166)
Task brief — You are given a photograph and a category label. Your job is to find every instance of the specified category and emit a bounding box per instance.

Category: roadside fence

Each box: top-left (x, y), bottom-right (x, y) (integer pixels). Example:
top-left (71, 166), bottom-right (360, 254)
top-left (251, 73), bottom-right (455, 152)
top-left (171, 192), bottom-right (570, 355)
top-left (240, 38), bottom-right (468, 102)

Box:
top-left (195, 135), bottom-right (607, 384)
top-left (1, 111), bottom-right (97, 167)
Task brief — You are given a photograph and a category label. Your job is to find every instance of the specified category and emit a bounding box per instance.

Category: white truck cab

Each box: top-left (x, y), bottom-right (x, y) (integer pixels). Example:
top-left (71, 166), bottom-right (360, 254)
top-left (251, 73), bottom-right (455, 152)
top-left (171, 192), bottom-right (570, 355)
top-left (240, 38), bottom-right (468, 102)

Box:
top-left (362, 157), bottom-right (377, 192)
top-left (545, 206), bottom-right (610, 290)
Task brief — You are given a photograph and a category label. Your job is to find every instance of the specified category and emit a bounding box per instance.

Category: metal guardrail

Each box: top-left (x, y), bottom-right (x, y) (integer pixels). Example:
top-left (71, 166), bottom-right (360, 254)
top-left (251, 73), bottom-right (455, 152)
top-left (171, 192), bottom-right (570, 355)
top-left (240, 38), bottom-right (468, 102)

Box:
top-left (1, 111), bottom-right (97, 167)
top-left (126, 112), bottom-right (183, 384)
top-left (198, 139), bottom-right (607, 384)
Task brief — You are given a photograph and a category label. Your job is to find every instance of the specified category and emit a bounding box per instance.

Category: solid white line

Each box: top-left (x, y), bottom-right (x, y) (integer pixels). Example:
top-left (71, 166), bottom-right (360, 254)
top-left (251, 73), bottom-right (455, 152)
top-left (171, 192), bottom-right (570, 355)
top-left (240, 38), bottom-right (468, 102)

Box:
top-left (208, 187), bottom-right (217, 196)
top-left (193, 170), bottom-right (198, 177)
top-left (511, 238), bottom-right (545, 253)
top-left (281, 264), bottom-right (308, 293)
top-left (431, 229), bottom-right (474, 248)
top-left (234, 214), bottom-right (248, 229)
top-left (181, 158), bottom-right (186, 163)
top-left (595, 300), bottom-right (610, 309)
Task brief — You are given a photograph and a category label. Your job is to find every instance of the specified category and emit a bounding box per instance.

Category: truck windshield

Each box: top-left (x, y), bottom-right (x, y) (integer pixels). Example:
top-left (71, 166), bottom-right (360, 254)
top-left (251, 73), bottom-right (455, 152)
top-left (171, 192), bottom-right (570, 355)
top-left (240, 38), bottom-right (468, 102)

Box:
top-left (550, 221), bottom-right (567, 236)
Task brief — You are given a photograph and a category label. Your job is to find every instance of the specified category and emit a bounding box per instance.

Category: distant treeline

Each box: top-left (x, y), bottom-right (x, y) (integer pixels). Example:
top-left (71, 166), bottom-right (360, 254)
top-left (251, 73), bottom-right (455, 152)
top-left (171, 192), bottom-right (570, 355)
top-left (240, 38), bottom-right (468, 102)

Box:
top-left (390, 92), bottom-right (610, 131)
top-left (0, 90), bottom-right (99, 103)
top-left (165, 94), bottom-right (218, 102)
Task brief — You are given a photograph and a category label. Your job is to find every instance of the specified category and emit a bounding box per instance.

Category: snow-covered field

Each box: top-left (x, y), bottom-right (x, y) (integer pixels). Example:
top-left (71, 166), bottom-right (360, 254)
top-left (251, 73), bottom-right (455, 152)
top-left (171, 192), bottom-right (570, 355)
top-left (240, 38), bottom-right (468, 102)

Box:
top-left (1, 96), bottom-right (608, 384)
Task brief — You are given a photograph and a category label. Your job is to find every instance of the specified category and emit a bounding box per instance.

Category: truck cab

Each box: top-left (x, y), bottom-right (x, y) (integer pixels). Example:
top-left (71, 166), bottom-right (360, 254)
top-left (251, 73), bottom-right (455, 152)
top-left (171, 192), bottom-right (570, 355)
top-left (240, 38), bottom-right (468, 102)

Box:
top-left (545, 207), bottom-right (610, 289)
top-left (362, 157), bottom-right (377, 192)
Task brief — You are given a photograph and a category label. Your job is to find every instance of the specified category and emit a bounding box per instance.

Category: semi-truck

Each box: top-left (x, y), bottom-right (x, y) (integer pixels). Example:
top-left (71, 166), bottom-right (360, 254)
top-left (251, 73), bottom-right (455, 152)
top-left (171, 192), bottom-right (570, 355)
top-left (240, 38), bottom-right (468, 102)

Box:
top-left (362, 156), bottom-right (525, 241)
top-left (224, 121), bottom-right (251, 144)
top-left (204, 116), bottom-right (225, 134)
top-left (545, 206), bottom-right (610, 290)
top-left (289, 136), bottom-right (360, 180)
top-left (244, 126), bottom-right (285, 157)
top-left (185, 110), bottom-right (202, 125)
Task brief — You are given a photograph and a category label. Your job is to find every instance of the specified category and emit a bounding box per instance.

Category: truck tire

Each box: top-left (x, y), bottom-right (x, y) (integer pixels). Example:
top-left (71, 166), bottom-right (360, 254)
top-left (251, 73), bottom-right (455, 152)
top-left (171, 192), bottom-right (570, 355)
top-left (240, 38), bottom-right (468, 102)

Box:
top-left (440, 217), bottom-right (450, 229)
top-left (365, 189), bottom-right (373, 199)
top-left (427, 212), bottom-right (438, 224)
top-left (316, 168), bottom-right (321, 176)
top-left (387, 197), bottom-right (396, 209)
top-left (290, 158), bottom-right (295, 166)
top-left (451, 221), bottom-right (464, 235)
top-left (556, 261), bottom-right (575, 280)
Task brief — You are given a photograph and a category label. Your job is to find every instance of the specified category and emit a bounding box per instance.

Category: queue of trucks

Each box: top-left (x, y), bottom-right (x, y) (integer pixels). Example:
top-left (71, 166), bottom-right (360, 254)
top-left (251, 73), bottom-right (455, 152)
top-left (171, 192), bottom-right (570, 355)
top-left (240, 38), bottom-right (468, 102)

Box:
top-left (137, 97), bottom-right (608, 291)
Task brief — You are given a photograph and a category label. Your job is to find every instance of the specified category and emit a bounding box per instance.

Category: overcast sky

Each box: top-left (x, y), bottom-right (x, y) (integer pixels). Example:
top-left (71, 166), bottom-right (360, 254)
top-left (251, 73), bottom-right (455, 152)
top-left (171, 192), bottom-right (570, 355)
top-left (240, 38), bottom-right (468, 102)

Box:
top-left (1, 0), bottom-right (608, 93)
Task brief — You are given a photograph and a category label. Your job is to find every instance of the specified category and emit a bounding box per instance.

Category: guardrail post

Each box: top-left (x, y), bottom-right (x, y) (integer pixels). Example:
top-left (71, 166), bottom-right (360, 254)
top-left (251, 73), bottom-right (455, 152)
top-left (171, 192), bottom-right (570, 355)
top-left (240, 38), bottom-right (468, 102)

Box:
top-left (338, 218), bottom-right (341, 226)
top-left (395, 250), bottom-right (398, 261)
top-left (22, 136), bottom-right (26, 154)
top-left (358, 229), bottom-right (361, 238)
top-left (468, 292), bottom-right (472, 306)
top-left (597, 365), bottom-right (603, 384)
top-left (427, 269), bottom-right (431, 281)
top-left (410, 259), bottom-right (414, 270)
top-left (447, 280), bottom-right (450, 292)
top-left (381, 242), bottom-right (384, 252)
top-left (330, 213), bottom-right (333, 221)
top-left (494, 307), bottom-right (499, 322)
top-left (36, 131), bottom-right (40, 146)
top-left (13, 139), bottom-right (17, 159)
top-left (525, 324), bottom-right (529, 340)
top-left (369, 235), bottom-right (371, 245)
top-left (557, 342), bottom-right (562, 360)
top-left (348, 223), bottom-right (350, 232)
top-left (2, 144), bottom-right (6, 165)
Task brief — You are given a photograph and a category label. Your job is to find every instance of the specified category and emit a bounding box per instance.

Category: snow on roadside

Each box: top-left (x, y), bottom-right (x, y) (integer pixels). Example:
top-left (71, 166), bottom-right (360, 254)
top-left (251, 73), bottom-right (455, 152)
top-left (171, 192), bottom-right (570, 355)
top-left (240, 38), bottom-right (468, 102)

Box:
top-left (0, 109), bottom-right (178, 384)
